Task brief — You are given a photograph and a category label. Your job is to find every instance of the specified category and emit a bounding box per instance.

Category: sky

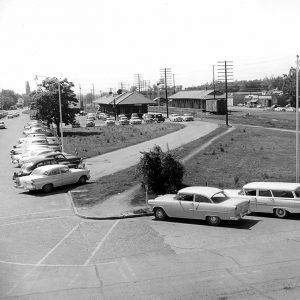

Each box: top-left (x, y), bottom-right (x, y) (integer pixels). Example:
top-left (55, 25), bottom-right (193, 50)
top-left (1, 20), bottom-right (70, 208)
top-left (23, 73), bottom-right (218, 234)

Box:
top-left (0, 0), bottom-right (299, 95)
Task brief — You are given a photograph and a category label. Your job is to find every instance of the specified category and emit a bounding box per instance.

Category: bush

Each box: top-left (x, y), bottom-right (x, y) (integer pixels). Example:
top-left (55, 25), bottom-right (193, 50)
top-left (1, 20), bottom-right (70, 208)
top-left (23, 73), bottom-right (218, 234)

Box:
top-left (136, 145), bottom-right (185, 194)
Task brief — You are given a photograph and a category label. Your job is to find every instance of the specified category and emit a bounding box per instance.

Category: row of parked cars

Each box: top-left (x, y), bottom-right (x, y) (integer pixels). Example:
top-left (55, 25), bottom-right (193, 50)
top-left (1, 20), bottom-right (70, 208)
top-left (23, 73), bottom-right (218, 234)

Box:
top-left (12, 120), bottom-right (90, 193)
top-left (148, 181), bottom-right (300, 225)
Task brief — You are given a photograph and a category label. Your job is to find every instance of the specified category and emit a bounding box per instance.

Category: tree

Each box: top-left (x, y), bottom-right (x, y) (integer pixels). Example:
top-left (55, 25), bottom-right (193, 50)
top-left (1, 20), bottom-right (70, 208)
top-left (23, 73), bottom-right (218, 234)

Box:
top-left (136, 145), bottom-right (185, 194)
top-left (32, 77), bottom-right (78, 136)
top-left (0, 89), bottom-right (19, 110)
top-left (282, 67), bottom-right (297, 106)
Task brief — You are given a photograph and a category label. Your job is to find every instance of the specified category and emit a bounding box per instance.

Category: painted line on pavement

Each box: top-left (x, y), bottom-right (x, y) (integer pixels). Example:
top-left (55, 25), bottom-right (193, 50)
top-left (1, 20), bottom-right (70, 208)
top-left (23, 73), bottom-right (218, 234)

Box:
top-left (6, 222), bottom-right (81, 296)
top-left (0, 208), bottom-right (72, 220)
top-left (84, 220), bottom-right (120, 266)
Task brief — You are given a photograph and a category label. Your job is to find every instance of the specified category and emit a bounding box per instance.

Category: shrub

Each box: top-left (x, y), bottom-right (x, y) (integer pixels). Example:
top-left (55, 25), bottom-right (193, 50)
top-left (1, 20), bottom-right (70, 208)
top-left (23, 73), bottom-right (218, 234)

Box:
top-left (136, 145), bottom-right (185, 194)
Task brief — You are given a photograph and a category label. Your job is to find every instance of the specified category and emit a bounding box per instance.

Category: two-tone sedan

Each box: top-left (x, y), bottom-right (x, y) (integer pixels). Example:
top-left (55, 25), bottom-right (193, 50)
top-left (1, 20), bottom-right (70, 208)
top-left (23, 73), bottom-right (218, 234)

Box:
top-left (148, 186), bottom-right (250, 226)
top-left (169, 114), bottom-right (183, 122)
top-left (15, 164), bottom-right (90, 193)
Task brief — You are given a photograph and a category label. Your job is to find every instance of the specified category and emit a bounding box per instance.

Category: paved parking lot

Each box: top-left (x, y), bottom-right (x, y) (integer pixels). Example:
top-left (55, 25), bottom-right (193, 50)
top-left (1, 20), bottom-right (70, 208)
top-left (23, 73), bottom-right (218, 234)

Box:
top-left (1, 112), bottom-right (300, 299)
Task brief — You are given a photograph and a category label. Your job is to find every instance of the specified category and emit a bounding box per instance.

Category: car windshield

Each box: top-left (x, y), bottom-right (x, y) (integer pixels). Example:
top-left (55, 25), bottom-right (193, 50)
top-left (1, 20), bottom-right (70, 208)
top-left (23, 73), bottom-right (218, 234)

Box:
top-left (211, 191), bottom-right (229, 203)
top-left (31, 168), bottom-right (48, 176)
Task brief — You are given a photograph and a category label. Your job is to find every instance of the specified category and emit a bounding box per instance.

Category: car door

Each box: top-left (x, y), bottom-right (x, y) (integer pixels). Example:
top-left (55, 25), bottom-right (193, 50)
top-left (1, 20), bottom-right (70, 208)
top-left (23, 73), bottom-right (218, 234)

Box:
top-left (60, 166), bottom-right (74, 185)
top-left (46, 167), bottom-right (62, 187)
top-left (194, 194), bottom-right (214, 220)
top-left (256, 189), bottom-right (274, 212)
top-left (271, 190), bottom-right (295, 211)
top-left (171, 193), bottom-right (194, 219)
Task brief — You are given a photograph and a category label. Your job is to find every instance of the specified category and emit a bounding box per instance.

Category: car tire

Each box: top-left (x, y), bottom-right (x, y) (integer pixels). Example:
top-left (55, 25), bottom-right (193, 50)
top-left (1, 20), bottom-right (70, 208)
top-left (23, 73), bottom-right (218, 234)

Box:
top-left (207, 216), bottom-right (221, 226)
top-left (78, 175), bottom-right (87, 185)
top-left (42, 184), bottom-right (53, 193)
top-left (154, 208), bottom-right (167, 221)
top-left (274, 208), bottom-right (288, 218)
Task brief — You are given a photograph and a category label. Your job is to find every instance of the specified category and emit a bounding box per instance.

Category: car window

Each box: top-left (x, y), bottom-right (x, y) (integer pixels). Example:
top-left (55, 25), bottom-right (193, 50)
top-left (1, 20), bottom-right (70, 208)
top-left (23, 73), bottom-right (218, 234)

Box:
top-left (60, 167), bottom-right (69, 173)
top-left (211, 192), bottom-right (229, 204)
top-left (176, 193), bottom-right (194, 202)
top-left (295, 190), bottom-right (300, 198)
top-left (50, 168), bottom-right (60, 176)
top-left (36, 162), bottom-right (43, 167)
top-left (258, 189), bottom-right (272, 197)
top-left (271, 190), bottom-right (294, 198)
top-left (194, 195), bottom-right (211, 203)
top-left (244, 189), bottom-right (256, 196)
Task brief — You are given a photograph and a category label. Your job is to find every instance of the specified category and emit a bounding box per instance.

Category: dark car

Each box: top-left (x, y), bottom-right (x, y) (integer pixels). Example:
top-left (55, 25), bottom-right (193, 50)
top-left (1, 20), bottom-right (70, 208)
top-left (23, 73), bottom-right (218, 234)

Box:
top-left (13, 157), bottom-right (57, 180)
top-left (149, 113), bottom-right (165, 123)
top-left (72, 120), bottom-right (80, 128)
top-left (42, 152), bottom-right (82, 168)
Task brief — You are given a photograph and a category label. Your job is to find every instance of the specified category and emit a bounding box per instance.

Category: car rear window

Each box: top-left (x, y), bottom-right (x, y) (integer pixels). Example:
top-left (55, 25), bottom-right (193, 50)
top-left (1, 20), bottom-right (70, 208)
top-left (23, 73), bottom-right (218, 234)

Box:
top-left (271, 190), bottom-right (294, 198)
top-left (211, 192), bottom-right (229, 203)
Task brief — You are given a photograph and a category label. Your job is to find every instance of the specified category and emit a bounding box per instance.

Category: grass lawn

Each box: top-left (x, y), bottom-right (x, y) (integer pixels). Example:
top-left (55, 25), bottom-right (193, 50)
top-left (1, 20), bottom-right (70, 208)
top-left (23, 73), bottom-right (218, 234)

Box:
top-left (63, 122), bottom-right (184, 158)
top-left (72, 125), bottom-right (298, 208)
top-left (203, 109), bottom-right (297, 130)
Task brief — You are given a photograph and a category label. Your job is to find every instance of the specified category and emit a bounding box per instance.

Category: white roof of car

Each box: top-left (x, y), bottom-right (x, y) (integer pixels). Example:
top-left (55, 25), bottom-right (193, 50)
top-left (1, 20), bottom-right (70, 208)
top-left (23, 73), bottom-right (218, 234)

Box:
top-left (35, 164), bottom-right (67, 172)
top-left (178, 186), bottom-right (223, 198)
top-left (243, 182), bottom-right (300, 191)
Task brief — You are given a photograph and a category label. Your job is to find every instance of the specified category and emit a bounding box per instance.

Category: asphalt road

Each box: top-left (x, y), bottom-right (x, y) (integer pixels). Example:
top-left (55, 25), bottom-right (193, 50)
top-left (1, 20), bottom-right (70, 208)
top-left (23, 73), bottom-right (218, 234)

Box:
top-left (1, 112), bottom-right (300, 299)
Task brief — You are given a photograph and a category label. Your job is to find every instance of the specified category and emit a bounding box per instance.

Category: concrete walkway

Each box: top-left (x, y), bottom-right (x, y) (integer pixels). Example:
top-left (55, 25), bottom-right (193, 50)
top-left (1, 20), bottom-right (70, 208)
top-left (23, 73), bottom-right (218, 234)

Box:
top-left (69, 121), bottom-right (236, 219)
top-left (84, 121), bottom-right (218, 180)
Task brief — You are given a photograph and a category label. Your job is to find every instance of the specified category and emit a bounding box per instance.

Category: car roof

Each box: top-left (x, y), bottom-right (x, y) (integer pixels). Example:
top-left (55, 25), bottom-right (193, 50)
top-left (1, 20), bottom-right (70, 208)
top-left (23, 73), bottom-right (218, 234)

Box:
top-left (243, 182), bottom-right (300, 191)
top-left (178, 186), bottom-right (223, 197)
top-left (28, 157), bottom-right (55, 164)
top-left (34, 164), bottom-right (68, 171)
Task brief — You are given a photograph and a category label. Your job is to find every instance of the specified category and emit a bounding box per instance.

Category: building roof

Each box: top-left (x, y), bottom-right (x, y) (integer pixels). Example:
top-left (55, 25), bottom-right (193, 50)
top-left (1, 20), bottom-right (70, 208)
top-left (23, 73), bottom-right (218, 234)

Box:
top-left (169, 90), bottom-right (225, 100)
top-left (93, 92), bottom-right (155, 105)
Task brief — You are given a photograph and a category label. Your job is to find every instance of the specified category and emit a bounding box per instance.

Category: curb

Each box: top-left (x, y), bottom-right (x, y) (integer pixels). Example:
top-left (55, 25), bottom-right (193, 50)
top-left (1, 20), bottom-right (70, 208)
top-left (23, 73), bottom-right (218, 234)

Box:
top-left (67, 191), bottom-right (153, 220)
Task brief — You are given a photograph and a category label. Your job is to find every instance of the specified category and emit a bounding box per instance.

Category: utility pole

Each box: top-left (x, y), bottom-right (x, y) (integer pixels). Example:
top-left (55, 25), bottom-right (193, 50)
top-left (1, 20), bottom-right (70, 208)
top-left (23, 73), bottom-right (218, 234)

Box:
top-left (134, 74), bottom-right (142, 93)
top-left (296, 55), bottom-right (299, 182)
top-left (173, 74), bottom-right (176, 95)
top-left (211, 65), bottom-right (216, 99)
top-left (92, 83), bottom-right (95, 108)
top-left (79, 84), bottom-right (82, 109)
top-left (217, 60), bottom-right (233, 126)
top-left (160, 68), bottom-right (172, 118)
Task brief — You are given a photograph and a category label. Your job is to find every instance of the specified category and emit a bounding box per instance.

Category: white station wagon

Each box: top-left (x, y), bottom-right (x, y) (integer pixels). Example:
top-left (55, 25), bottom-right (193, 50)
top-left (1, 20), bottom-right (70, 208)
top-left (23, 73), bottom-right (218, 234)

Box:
top-left (148, 186), bottom-right (250, 226)
top-left (15, 164), bottom-right (90, 193)
top-left (225, 182), bottom-right (300, 218)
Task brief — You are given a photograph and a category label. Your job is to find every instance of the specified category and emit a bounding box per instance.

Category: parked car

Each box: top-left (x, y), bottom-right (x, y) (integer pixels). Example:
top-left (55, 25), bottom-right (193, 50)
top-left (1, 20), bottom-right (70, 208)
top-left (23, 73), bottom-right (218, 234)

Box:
top-left (86, 120), bottom-right (95, 127)
top-left (15, 164), bottom-right (90, 193)
top-left (23, 127), bottom-right (53, 137)
top-left (119, 116), bottom-right (129, 125)
top-left (148, 186), bottom-right (250, 226)
top-left (169, 114), bottom-right (183, 122)
top-left (152, 113), bottom-right (165, 123)
top-left (142, 114), bottom-right (154, 123)
top-left (7, 113), bottom-right (14, 119)
top-left (225, 181), bottom-right (300, 218)
top-left (72, 120), bottom-right (80, 128)
top-left (12, 148), bottom-right (55, 166)
top-left (286, 107), bottom-right (296, 112)
top-left (87, 113), bottom-right (96, 120)
top-left (130, 116), bottom-right (142, 125)
top-left (105, 117), bottom-right (116, 126)
top-left (0, 121), bottom-right (6, 129)
top-left (25, 152), bottom-right (83, 168)
top-left (97, 113), bottom-right (108, 120)
top-left (79, 110), bottom-right (87, 116)
top-left (182, 114), bottom-right (194, 121)
top-left (131, 113), bottom-right (139, 118)
top-left (13, 157), bottom-right (57, 180)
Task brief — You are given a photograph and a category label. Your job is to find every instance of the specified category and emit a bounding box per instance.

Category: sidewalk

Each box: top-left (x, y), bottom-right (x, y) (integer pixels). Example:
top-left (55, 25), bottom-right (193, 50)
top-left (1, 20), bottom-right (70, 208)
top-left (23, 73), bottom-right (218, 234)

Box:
top-left (68, 121), bottom-right (233, 220)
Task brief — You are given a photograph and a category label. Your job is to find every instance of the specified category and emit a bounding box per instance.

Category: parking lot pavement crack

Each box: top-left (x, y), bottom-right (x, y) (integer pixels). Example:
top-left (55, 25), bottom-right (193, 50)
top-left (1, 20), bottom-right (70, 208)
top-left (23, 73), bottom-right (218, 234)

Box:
top-left (225, 268), bottom-right (275, 300)
top-left (94, 264), bottom-right (105, 298)
top-left (203, 248), bottom-right (242, 268)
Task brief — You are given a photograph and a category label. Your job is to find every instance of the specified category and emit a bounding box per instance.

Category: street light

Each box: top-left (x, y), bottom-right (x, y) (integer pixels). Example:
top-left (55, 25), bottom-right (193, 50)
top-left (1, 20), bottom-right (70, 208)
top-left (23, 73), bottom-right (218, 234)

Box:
top-left (35, 75), bottom-right (64, 152)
